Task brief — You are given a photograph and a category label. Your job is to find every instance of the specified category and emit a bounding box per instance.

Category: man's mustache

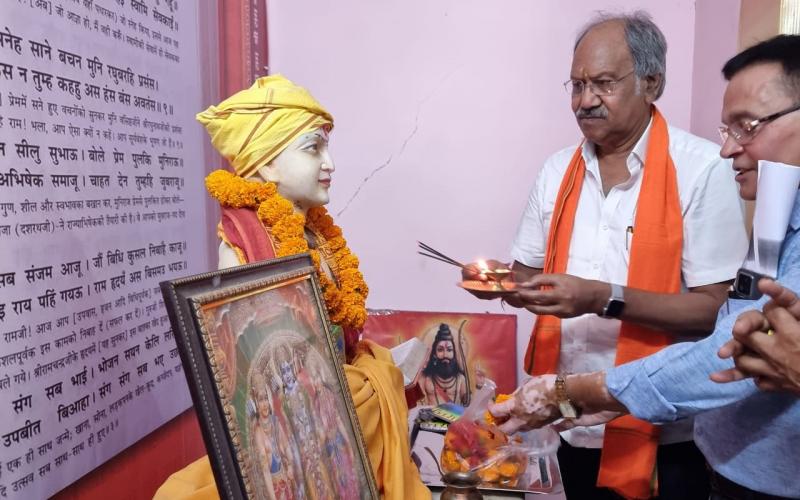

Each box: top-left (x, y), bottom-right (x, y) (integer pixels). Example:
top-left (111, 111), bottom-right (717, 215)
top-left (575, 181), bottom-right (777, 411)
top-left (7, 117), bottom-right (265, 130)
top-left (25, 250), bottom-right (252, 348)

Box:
top-left (576, 107), bottom-right (608, 119)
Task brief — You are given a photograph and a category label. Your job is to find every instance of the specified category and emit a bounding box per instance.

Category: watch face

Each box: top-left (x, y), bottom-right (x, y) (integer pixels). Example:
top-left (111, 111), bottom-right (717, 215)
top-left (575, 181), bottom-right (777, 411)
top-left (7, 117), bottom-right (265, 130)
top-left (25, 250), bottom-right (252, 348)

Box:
top-left (559, 401), bottom-right (578, 419)
top-left (605, 299), bottom-right (625, 318)
top-left (732, 269), bottom-right (766, 300)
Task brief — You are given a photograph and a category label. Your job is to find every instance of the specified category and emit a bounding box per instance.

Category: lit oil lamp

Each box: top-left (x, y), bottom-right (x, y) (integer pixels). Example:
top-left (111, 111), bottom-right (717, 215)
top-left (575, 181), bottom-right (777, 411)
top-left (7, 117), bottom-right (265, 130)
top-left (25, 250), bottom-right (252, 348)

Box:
top-left (476, 259), bottom-right (512, 290)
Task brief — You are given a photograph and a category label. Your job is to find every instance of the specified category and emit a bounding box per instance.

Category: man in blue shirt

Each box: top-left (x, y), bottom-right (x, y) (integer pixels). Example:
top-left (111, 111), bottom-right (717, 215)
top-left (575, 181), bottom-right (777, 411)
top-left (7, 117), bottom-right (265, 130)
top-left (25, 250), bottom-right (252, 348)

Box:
top-left (490, 35), bottom-right (800, 499)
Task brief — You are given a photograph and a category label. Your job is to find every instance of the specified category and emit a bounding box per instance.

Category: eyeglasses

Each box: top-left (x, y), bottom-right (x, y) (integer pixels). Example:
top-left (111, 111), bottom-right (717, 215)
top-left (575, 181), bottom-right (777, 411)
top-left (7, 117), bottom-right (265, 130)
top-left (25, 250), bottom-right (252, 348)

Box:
top-left (718, 102), bottom-right (800, 145)
top-left (563, 71), bottom-right (635, 97)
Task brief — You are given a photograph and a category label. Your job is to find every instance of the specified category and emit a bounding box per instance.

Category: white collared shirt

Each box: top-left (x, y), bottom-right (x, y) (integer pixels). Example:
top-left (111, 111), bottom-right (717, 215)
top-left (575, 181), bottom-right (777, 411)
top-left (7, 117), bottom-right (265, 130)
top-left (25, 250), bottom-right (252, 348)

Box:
top-left (510, 121), bottom-right (748, 448)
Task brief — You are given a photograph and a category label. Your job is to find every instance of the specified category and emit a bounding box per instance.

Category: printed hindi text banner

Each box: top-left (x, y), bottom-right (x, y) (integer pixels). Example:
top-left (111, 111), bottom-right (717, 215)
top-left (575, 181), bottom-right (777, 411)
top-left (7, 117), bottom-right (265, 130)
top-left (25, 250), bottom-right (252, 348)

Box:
top-left (0, 0), bottom-right (210, 498)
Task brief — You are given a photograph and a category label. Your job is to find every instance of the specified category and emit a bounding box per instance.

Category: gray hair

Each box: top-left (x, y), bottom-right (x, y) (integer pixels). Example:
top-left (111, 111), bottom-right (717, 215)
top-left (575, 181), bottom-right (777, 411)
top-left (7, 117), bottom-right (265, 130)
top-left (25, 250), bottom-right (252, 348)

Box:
top-left (575, 11), bottom-right (667, 99)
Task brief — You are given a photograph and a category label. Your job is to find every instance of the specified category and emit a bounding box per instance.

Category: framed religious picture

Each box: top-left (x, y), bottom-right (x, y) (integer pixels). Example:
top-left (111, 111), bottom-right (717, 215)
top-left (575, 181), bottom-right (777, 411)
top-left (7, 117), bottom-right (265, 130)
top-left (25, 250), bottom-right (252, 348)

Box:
top-left (161, 254), bottom-right (378, 500)
top-left (362, 310), bottom-right (517, 408)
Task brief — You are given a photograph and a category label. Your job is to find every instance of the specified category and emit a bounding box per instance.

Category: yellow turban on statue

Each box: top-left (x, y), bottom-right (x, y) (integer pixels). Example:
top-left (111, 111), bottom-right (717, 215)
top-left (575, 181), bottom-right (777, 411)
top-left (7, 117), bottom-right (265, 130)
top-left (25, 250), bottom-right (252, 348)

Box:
top-left (196, 74), bottom-right (333, 179)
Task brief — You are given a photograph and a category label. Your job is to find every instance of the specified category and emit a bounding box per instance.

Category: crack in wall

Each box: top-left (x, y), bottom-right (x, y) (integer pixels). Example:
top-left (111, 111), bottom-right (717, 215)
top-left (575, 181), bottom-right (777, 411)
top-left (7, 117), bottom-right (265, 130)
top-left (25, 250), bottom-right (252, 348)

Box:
top-left (335, 67), bottom-right (461, 217)
top-left (335, 115), bottom-right (420, 217)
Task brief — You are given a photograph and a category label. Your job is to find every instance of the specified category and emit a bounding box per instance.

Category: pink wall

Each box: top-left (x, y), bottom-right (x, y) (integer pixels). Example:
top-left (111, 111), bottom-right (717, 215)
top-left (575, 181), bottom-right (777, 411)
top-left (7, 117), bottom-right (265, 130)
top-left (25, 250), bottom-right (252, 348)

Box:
top-left (690, 0), bottom-right (742, 142)
top-left (266, 1), bottom-right (738, 380)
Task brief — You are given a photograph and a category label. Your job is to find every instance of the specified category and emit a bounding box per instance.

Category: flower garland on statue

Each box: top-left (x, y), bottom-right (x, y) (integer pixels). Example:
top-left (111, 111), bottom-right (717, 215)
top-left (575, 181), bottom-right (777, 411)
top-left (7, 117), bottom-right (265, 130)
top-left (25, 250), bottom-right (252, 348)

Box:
top-left (205, 169), bottom-right (368, 330)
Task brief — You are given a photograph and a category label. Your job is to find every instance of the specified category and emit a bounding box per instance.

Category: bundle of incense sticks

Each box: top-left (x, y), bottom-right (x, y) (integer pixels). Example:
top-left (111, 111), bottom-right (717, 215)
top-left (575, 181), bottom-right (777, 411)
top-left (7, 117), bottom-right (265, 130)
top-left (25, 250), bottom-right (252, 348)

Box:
top-left (417, 241), bottom-right (466, 269)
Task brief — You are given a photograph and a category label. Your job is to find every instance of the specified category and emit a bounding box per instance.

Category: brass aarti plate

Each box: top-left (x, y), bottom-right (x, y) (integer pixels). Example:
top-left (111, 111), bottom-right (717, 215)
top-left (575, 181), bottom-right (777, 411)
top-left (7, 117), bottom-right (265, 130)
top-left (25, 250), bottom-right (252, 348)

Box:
top-left (458, 280), bottom-right (518, 294)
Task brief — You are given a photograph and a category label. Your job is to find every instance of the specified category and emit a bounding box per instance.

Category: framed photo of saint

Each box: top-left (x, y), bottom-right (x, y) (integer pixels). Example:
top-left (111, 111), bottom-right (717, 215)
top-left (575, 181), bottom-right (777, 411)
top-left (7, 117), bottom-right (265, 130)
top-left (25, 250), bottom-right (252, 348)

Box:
top-left (362, 310), bottom-right (518, 408)
top-left (161, 254), bottom-right (378, 499)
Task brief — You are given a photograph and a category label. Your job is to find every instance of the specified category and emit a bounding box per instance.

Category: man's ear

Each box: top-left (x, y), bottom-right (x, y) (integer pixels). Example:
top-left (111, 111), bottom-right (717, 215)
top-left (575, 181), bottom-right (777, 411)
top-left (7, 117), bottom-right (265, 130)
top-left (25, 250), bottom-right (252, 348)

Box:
top-left (642, 74), bottom-right (662, 104)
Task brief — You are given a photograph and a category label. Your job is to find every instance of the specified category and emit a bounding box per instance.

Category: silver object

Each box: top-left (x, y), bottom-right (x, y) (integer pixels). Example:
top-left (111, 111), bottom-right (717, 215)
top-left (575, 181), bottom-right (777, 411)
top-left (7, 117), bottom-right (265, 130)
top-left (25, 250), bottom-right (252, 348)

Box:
top-left (441, 471), bottom-right (483, 500)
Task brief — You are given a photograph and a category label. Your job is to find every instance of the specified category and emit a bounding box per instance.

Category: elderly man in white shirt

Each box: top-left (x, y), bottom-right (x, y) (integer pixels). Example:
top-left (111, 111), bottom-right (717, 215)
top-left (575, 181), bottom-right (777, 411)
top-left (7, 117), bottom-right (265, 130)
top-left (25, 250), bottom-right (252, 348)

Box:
top-left (466, 11), bottom-right (747, 500)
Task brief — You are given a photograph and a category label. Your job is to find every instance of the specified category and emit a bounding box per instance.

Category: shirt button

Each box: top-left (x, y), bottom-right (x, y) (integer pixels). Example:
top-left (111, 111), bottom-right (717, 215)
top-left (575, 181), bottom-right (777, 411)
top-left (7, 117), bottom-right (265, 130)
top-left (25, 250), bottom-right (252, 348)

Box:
top-left (602, 225), bottom-right (609, 230)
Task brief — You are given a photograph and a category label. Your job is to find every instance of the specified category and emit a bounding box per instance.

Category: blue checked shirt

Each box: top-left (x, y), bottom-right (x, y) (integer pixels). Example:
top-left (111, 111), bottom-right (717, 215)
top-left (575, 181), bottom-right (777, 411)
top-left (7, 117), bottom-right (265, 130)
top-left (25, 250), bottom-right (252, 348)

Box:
top-left (606, 191), bottom-right (800, 498)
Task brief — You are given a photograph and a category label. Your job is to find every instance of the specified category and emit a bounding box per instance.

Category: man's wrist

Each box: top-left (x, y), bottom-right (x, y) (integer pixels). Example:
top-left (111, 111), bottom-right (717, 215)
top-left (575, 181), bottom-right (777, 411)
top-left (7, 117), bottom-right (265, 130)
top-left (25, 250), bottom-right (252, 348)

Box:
top-left (563, 374), bottom-right (584, 413)
top-left (593, 281), bottom-right (612, 316)
top-left (565, 372), bottom-right (622, 413)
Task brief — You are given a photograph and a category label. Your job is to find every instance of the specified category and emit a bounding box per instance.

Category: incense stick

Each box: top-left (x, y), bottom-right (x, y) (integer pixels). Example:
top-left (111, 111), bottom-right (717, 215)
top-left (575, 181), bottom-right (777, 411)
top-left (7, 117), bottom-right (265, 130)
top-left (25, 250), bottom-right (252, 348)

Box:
top-left (417, 251), bottom-right (466, 269)
top-left (417, 241), bottom-right (466, 268)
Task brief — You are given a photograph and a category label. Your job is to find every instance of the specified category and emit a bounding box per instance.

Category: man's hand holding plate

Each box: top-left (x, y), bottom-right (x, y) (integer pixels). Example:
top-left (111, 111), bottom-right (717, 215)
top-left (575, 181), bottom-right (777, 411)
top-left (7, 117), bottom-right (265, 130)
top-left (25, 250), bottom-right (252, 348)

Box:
top-left (513, 273), bottom-right (607, 318)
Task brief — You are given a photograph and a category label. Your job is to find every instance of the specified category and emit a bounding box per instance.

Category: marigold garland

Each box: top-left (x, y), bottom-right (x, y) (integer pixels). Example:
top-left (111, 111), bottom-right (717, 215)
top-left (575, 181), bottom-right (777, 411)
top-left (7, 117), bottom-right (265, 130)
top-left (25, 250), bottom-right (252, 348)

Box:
top-left (205, 169), bottom-right (369, 330)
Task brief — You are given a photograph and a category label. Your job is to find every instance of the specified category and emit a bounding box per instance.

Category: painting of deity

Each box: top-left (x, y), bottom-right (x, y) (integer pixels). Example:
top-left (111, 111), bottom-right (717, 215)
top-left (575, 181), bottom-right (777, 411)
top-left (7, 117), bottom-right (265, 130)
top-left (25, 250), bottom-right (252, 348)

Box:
top-left (161, 255), bottom-right (377, 499)
top-left (362, 311), bottom-right (517, 408)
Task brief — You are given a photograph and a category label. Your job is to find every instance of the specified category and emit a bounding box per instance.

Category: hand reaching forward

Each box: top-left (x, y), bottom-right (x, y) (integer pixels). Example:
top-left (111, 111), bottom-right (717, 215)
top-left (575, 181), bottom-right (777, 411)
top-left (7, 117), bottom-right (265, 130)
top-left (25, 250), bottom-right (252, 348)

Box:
top-left (489, 372), bottom-right (628, 434)
top-left (487, 375), bottom-right (561, 434)
top-left (552, 411), bottom-right (622, 432)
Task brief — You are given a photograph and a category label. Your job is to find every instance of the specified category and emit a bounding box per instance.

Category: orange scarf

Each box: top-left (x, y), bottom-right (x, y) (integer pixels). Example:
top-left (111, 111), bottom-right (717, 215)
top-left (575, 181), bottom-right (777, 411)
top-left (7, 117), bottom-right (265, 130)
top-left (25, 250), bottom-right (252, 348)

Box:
top-left (523, 107), bottom-right (683, 499)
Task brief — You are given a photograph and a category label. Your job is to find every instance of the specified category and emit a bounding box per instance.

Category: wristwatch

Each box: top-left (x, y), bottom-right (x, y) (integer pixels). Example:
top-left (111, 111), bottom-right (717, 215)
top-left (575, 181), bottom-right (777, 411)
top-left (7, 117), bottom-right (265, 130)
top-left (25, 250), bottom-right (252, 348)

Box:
top-left (555, 375), bottom-right (579, 419)
top-left (602, 283), bottom-right (626, 318)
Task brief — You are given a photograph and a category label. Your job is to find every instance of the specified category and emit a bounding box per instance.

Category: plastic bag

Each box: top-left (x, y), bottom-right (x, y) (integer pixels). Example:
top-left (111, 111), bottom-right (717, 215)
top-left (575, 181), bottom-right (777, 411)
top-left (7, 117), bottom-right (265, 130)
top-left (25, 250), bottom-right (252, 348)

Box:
top-left (439, 381), bottom-right (529, 488)
top-left (518, 426), bottom-right (563, 493)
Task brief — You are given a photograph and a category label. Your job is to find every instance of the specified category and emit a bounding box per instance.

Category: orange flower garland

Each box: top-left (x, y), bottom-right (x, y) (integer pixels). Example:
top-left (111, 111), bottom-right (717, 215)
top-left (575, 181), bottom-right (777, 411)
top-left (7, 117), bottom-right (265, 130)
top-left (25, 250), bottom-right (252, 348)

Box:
top-left (205, 169), bottom-right (369, 330)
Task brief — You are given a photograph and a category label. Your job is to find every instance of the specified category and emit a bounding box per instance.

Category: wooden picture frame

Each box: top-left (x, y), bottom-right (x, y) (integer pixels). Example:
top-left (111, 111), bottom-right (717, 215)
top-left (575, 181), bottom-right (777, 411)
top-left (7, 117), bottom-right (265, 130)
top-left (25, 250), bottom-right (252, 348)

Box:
top-left (161, 254), bottom-right (378, 499)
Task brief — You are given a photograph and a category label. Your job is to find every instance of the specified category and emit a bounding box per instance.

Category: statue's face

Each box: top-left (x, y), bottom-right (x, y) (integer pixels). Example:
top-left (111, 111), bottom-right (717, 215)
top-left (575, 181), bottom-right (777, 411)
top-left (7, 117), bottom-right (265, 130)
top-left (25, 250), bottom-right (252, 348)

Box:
top-left (257, 128), bottom-right (335, 211)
